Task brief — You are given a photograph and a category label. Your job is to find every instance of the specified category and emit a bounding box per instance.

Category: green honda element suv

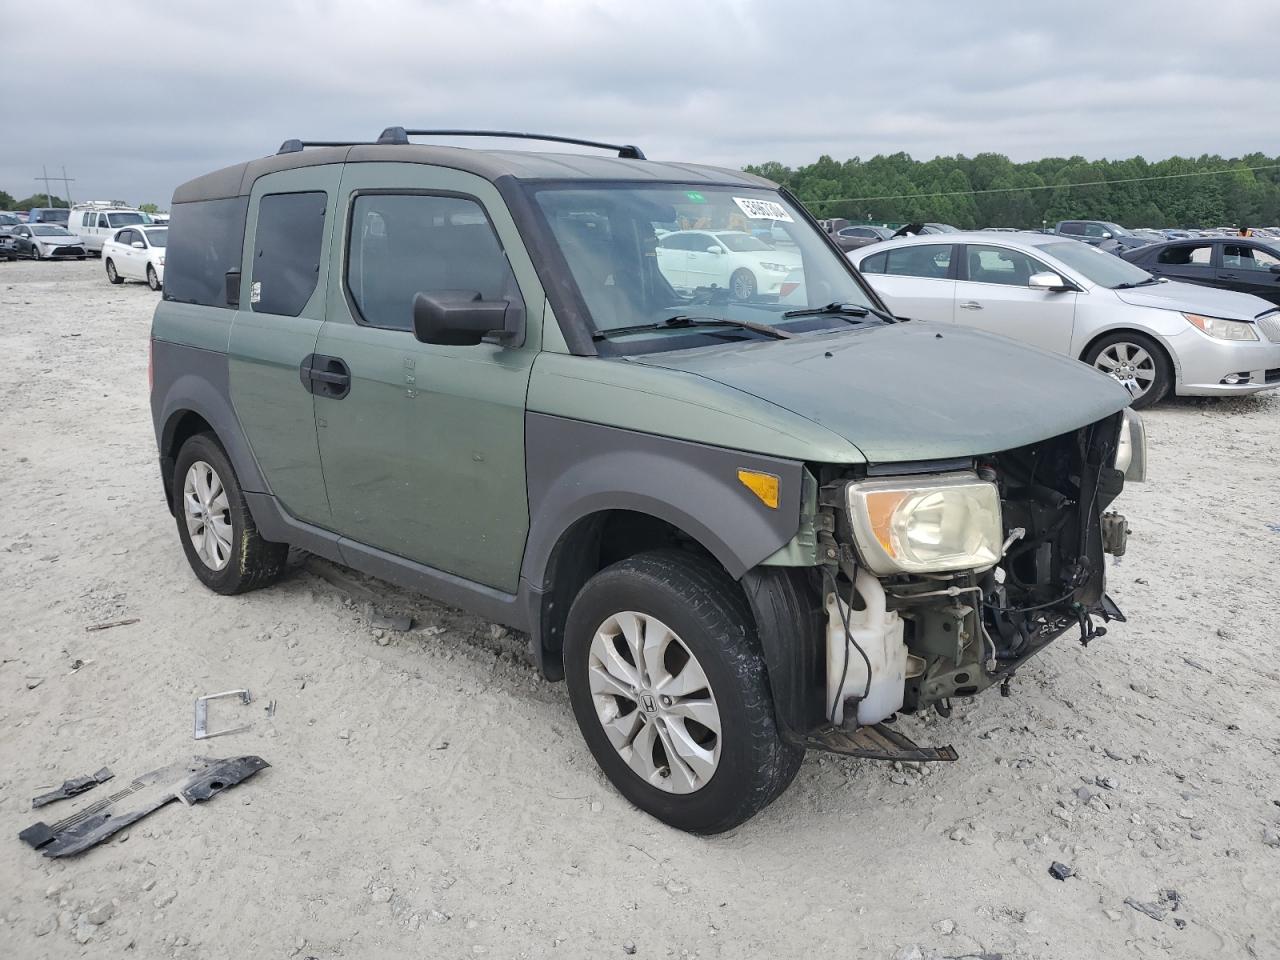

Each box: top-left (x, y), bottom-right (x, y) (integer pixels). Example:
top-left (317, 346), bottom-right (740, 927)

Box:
top-left (151, 128), bottom-right (1145, 833)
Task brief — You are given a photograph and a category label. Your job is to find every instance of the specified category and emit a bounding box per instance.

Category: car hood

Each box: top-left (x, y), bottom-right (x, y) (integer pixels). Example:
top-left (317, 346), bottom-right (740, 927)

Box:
top-left (1113, 279), bottom-right (1276, 319)
top-left (633, 322), bottom-right (1131, 463)
top-left (36, 234), bottom-right (80, 244)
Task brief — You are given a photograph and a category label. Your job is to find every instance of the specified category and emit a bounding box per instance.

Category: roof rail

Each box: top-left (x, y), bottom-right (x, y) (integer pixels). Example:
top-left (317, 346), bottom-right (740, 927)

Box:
top-left (276, 139), bottom-right (375, 155)
top-left (376, 127), bottom-right (646, 160)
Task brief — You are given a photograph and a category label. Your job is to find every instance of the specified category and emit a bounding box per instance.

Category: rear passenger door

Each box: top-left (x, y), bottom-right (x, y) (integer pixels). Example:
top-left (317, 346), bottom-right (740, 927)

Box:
top-left (226, 165), bottom-right (343, 527)
top-left (857, 243), bottom-right (956, 322)
top-left (312, 163), bottom-right (545, 592)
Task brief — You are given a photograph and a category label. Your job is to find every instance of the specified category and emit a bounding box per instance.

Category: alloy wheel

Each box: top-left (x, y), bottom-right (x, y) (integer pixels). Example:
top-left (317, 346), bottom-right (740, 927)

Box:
top-left (587, 611), bottom-right (721, 794)
top-left (1093, 341), bottom-right (1155, 398)
top-left (182, 460), bottom-right (233, 571)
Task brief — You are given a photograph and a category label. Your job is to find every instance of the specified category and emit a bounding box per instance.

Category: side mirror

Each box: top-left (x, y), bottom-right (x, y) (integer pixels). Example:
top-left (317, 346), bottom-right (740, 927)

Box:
top-left (1269, 264), bottom-right (1280, 274)
top-left (705, 246), bottom-right (723, 255)
top-left (225, 269), bottom-right (241, 307)
top-left (1101, 231), bottom-right (1113, 240)
top-left (1028, 272), bottom-right (1069, 292)
top-left (413, 291), bottom-right (521, 346)
top-left (131, 240), bottom-right (145, 249)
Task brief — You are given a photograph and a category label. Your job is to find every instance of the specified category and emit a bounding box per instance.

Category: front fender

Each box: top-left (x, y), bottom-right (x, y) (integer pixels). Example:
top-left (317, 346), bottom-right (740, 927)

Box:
top-left (521, 413), bottom-right (804, 585)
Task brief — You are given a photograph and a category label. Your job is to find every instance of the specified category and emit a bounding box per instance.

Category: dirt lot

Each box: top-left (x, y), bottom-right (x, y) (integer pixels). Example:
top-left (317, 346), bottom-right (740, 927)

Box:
top-left (0, 258), bottom-right (1277, 960)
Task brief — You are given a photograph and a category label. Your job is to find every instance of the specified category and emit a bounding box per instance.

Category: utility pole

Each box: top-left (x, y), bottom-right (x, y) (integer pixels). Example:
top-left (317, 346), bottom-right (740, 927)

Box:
top-left (34, 166), bottom-right (75, 207)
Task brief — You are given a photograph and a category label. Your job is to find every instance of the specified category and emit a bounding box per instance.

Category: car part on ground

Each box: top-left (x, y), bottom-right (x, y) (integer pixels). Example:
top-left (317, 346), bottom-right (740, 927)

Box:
top-left (19, 756), bottom-right (269, 858)
top-left (31, 768), bottom-right (114, 809)
top-left (194, 688), bottom-right (254, 740)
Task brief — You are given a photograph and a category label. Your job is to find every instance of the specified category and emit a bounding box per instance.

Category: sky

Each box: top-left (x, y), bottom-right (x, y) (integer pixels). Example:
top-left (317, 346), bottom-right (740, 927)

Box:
top-left (3, 0), bottom-right (1278, 209)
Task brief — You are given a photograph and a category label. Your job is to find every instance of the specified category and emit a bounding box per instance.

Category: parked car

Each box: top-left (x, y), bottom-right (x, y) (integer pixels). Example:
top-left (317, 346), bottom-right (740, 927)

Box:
top-left (655, 229), bottom-right (801, 299)
top-left (103, 225), bottom-right (167, 289)
top-left (852, 232), bottom-right (1280, 408)
top-left (1054, 220), bottom-right (1151, 255)
top-left (1119, 237), bottom-right (1280, 306)
top-left (832, 224), bottom-right (894, 251)
top-left (27, 207), bottom-right (70, 225)
top-left (152, 128), bottom-right (1144, 833)
top-left (69, 204), bottom-right (151, 256)
top-left (6, 223), bottom-right (86, 260)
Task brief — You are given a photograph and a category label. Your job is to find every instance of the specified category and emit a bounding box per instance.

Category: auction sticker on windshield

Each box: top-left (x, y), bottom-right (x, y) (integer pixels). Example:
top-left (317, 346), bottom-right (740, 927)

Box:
top-left (733, 197), bottom-right (794, 222)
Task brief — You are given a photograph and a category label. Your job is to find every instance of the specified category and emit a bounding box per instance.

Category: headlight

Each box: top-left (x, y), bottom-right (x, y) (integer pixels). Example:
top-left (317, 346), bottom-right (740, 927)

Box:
top-left (1113, 408), bottom-right (1147, 482)
top-left (845, 472), bottom-right (1002, 575)
top-left (1184, 313), bottom-right (1258, 341)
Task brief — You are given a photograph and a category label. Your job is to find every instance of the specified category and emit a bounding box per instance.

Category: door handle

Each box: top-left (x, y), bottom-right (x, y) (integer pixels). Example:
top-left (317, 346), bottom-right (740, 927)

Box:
top-left (1219, 273), bottom-right (1238, 279)
top-left (959, 301), bottom-right (983, 310)
top-left (299, 354), bottom-right (351, 399)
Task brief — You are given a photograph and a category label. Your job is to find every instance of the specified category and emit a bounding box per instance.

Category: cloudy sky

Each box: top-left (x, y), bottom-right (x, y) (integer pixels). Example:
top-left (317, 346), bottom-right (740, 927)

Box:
top-left (3, 0), bottom-right (1277, 208)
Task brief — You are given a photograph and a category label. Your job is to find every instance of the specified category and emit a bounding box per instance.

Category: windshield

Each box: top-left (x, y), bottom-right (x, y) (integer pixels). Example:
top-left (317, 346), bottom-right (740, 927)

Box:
top-left (32, 225), bottom-right (71, 236)
top-left (143, 227), bottom-right (168, 247)
top-left (107, 212), bottom-right (145, 227)
top-left (1042, 241), bottom-right (1153, 288)
top-left (35, 209), bottom-right (69, 223)
top-left (530, 184), bottom-right (879, 352)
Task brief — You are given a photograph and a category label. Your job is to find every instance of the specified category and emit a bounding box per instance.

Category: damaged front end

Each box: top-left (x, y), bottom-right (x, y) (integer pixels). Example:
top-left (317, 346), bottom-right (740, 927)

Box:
top-left (812, 407), bottom-right (1143, 737)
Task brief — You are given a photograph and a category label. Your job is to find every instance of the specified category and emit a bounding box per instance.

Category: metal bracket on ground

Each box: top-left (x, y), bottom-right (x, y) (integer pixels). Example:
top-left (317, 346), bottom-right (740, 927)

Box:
top-left (194, 689), bottom-right (253, 740)
top-left (802, 721), bottom-right (959, 762)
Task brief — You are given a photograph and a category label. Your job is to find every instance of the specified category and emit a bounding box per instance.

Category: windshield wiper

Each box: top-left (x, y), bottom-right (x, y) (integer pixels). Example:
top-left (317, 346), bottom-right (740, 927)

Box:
top-left (593, 315), bottom-right (793, 341)
top-left (782, 301), bottom-right (899, 324)
top-left (1113, 277), bottom-right (1163, 289)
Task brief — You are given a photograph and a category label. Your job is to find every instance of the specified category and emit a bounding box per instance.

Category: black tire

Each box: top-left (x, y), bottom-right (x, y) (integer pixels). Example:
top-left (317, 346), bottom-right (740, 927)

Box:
top-left (147, 264), bottom-right (161, 291)
top-left (32, 245), bottom-right (41, 261)
top-left (729, 268), bottom-right (757, 301)
top-left (563, 550), bottom-right (803, 834)
top-left (172, 433), bottom-right (287, 595)
top-left (105, 259), bottom-right (123, 284)
top-left (1083, 330), bottom-right (1172, 409)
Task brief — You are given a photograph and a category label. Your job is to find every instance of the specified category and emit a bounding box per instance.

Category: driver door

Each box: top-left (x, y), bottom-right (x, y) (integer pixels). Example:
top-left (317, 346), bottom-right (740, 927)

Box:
top-left (311, 162), bottom-right (545, 592)
top-left (954, 244), bottom-right (1077, 354)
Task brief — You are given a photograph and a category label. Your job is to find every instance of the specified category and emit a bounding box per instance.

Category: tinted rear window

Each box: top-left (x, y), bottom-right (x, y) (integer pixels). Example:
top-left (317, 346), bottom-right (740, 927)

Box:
top-left (163, 197), bottom-right (249, 307)
top-left (251, 192), bottom-right (327, 316)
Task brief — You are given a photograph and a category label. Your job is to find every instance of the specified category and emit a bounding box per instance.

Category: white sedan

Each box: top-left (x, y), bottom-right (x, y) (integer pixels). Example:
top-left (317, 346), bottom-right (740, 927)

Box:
top-left (103, 225), bottom-right (167, 290)
top-left (656, 229), bottom-right (800, 300)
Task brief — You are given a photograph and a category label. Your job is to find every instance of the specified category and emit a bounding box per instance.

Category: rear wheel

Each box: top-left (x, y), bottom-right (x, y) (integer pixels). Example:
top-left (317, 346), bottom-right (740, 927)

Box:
top-left (1084, 331), bottom-right (1171, 409)
top-left (173, 433), bottom-right (287, 595)
top-left (105, 259), bottom-right (123, 284)
top-left (730, 268), bottom-right (757, 301)
top-left (147, 264), bottom-right (161, 291)
top-left (563, 550), bottom-right (803, 834)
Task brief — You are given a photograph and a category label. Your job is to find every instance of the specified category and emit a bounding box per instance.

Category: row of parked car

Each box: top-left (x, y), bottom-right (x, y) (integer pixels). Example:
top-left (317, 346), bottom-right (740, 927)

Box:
top-left (1, 202), bottom-right (168, 289)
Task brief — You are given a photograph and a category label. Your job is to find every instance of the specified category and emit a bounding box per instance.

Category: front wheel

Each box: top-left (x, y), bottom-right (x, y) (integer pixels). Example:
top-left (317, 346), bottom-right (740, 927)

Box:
top-left (32, 246), bottom-right (42, 261)
top-left (730, 268), bottom-right (757, 301)
top-left (172, 433), bottom-right (287, 595)
top-left (1084, 331), bottom-right (1171, 409)
top-left (563, 550), bottom-right (803, 834)
top-left (147, 264), bottom-right (161, 291)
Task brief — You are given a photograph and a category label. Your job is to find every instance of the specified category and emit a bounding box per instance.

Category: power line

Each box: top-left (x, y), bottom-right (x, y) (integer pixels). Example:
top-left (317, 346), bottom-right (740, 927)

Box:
top-left (804, 162), bottom-right (1280, 205)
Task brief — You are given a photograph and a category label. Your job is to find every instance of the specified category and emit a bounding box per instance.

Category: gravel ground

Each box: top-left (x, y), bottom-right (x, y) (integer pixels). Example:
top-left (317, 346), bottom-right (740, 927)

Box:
top-left (1, 259), bottom-right (1278, 960)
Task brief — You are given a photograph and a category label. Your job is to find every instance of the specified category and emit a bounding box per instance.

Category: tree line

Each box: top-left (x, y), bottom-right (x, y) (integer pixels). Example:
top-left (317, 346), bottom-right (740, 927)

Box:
top-left (745, 152), bottom-right (1280, 229)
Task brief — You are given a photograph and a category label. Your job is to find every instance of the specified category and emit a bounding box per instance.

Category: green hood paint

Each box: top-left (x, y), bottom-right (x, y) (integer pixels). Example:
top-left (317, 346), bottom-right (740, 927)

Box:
top-left (632, 322), bottom-right (1132, 463)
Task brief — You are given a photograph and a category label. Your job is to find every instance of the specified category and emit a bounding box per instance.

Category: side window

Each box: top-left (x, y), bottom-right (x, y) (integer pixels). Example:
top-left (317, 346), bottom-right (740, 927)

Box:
top-left (965, 245), bottom-right (1044, 286)
top-left (1059, 222), bottom-right (1083, 236)
top-left (97, 214), bottom-right (109, 228)
top-left (251, 192), bottom-right (327, 316)
top-left (1157, 244), bottom-right (1212, 266)
top-left (884, 244), bottom-right (952, 279)
top-left (1083, 223), bottom-right (1111, 238)
top-left (346, 193), bottom-right (516, 332)
top-left (1223, 244), bottom-right (1279, 271)
top-left (163, 196), bottom-right (249, 308)
top-left (82, 213), bottom-right (92, 227)
top-left (117, 229), bottom-right (134, 245)
top-left (860, 251), bottom-right (887, 274)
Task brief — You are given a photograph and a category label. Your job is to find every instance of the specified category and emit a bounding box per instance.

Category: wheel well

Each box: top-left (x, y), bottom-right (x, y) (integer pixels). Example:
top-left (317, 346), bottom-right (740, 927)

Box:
top-left (160, 411), bottom-right (214, 511)
top-left (535, 510), bottom-right (733, 681)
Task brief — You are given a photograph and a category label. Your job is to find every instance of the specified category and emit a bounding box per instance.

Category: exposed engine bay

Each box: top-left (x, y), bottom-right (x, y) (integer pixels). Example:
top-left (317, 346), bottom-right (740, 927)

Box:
top-left (816, 411), bottom-right (1132, 726)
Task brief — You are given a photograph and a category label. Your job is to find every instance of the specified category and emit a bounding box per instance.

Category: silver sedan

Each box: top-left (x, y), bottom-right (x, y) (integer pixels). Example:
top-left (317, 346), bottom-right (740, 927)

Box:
top-left (849, 232), bottom-right (1280, 408)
